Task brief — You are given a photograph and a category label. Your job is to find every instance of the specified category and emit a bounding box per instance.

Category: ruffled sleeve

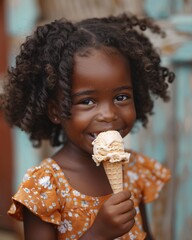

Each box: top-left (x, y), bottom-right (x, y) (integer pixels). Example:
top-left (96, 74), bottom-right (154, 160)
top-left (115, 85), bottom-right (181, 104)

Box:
top-left (125, 151), bottom-right (171, 203)
top-left (8, 159), bottom-right (63, 225)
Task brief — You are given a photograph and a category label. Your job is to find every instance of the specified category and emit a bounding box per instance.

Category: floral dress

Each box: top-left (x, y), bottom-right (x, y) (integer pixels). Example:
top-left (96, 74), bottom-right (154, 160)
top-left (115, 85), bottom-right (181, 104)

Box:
top-left (8, 150), bottom-right (171, 240)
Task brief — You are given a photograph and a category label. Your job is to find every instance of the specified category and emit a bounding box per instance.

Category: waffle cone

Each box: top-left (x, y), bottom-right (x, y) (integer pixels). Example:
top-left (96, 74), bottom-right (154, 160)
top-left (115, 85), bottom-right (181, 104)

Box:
top-left (103, 161), bottom-right (123, 194)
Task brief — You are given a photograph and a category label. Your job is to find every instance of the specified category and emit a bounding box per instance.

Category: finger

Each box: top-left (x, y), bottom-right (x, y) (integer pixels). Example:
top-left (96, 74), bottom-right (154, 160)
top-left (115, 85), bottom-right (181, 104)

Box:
top-left (120, 208), bottom-right (137, 225)
top-left (108, 190), bottom-right (132, 205)
top-left (117, 199), bottom-right (134, 214)
top-left (122, 218), bottom-right (135, 233)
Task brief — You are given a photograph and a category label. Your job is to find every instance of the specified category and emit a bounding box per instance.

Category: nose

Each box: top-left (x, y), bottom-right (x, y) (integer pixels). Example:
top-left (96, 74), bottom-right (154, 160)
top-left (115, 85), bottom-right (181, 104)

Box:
top-left (96, 103), bottom-right (118, 122)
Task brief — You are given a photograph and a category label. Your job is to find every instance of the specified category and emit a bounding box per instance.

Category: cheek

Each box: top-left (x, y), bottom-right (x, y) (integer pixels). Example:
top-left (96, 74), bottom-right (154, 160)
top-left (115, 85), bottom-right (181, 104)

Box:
top-left (125, 104), bottom-right (136, 117)
top-left (71, 114), bottom-right (89, 128)
top-left (131, 107), bottom-right (137, 121)
top-left (123, 106), bottom-right (136, 125)
top-left (70, 106), bottom-right (94, 122)
top-left (64, 111), bottom-right (90, 130)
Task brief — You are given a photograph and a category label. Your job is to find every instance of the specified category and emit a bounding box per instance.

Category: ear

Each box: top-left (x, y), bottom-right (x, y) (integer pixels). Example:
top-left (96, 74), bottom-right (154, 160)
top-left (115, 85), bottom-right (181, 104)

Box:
top-left (47, 100), bottom-right (61, 124)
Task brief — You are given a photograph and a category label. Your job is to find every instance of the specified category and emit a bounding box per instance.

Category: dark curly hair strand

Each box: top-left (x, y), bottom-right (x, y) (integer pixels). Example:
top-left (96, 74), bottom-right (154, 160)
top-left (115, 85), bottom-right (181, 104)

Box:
top-left (2, 13), bottom-right (175, 147)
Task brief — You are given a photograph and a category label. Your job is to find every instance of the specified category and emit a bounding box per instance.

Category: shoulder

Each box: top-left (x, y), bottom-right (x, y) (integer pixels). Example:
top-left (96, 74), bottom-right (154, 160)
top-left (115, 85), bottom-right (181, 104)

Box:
top-left (124, 150), bottom-right (171, 203)
top-left (13, 158), bottom-right (67, 208)
top-left (24, 158), bottom-right (62, 182)
top-left (126, 149), bottom-right (170, 177)
top-left (8, 158), bottom-right (65, 224)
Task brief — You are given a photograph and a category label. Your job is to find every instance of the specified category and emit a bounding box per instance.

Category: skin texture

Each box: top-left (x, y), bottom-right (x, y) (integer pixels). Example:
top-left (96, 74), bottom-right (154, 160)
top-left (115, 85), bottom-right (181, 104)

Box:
top-left (23, 207), bottom-right (58, 240)
top-left (23, 49), bottom-right (154, 240)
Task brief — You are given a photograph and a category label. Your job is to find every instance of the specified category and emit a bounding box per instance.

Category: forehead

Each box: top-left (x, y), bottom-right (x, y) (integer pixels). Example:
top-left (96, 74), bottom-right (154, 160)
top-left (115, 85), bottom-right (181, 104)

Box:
top-left (72, 49), bottom-right (131, 88)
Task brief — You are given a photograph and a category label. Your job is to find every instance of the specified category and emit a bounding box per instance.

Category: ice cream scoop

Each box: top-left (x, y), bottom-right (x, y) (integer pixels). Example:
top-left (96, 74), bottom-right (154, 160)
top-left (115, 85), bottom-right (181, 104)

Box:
top-left (92, 130), bottom-right (130, 193)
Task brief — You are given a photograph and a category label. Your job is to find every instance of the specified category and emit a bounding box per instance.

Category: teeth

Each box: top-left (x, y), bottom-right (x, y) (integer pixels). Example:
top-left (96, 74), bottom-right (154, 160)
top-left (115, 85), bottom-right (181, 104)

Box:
top-left (90, 133), bottom-right (97, 138)
top-left (93, 133), bottom-right (98, 138)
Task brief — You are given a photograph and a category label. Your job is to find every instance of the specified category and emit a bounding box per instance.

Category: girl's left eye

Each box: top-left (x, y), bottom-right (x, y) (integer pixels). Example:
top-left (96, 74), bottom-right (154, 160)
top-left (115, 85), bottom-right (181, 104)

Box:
top-left (80, 99), bottom-right (94, 105)
top-left (115, 94), bottom-right (128, 102)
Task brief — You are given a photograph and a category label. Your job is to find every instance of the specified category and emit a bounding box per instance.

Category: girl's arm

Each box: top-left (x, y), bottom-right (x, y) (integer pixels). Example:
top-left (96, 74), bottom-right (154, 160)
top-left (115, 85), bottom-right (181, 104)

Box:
top-left (23, 206), bottom-right (57, 240)
top-left (139, 201), bottom-right (154, 240)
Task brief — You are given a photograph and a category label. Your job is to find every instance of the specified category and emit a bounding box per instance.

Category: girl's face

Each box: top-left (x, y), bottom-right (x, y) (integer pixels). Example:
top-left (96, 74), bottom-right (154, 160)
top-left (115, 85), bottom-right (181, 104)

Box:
top-left (60, 49), bottom-right (136, 155)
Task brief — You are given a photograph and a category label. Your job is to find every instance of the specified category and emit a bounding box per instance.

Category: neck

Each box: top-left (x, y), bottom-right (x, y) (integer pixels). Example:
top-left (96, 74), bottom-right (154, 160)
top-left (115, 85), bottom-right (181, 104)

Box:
top-left (52, 141), bottom-right (96, 170)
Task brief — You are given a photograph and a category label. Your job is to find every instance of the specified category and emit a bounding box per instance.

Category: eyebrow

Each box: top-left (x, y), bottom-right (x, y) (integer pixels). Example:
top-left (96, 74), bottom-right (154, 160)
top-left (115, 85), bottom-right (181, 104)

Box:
top-left (113, 85), bottom-right (133, 92)
top-left (72, 85), bottom-right (132, 98)
top-left (72, 90), bottom-right (96, 98)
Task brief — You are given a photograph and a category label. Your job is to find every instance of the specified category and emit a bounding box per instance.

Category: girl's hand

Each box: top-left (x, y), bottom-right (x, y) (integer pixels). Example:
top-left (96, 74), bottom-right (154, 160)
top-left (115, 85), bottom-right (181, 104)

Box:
top-left (89, 190), bottom-right (136, 240)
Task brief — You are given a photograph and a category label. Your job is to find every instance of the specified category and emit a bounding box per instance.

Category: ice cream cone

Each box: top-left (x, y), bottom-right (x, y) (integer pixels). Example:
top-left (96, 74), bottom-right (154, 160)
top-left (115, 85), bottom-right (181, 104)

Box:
top-left (92, 131), bottom-right (130, 194)
top-left (103, 161), bottom-right (123, 193)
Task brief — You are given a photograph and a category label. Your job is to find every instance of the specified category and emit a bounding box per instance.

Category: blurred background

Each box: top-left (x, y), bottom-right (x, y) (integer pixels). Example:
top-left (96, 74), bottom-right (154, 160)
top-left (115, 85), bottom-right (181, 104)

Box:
top-left (0, 0), bottom-right (192, 239)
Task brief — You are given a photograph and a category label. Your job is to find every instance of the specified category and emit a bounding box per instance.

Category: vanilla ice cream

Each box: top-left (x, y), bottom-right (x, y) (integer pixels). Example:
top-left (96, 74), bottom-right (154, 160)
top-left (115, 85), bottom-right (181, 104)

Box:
top-left (92, 130), bottom-right (130, 193)
top-left (92, 130), bottom-right (130, 166)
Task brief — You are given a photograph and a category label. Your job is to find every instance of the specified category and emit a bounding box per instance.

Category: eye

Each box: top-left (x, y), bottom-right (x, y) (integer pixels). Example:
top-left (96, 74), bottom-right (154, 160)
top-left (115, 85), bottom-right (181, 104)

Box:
top-left (114, 94), bottom-right (129, 102)
top-left (80, 99), bottom-right (94, 105)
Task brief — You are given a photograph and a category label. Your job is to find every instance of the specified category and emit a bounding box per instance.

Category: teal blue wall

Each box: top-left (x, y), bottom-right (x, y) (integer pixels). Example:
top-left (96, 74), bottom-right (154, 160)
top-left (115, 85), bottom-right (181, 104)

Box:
top-left (12, 129), bottom-right (41, 191)
top-left (7, 0), bottom-right (41, 191)
top-left (139, 1), bottom-right (192, 239)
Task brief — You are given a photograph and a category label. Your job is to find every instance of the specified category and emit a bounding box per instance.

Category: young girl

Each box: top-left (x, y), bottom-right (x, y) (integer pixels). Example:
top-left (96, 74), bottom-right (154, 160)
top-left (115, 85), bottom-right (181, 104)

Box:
top-left (3, 13), bottom-right (174, 240)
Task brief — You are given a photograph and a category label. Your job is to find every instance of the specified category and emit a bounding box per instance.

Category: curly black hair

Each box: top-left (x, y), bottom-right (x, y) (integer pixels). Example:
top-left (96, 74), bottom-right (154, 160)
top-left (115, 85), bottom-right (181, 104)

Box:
top-left (2, 13), bottom-right (175, 147)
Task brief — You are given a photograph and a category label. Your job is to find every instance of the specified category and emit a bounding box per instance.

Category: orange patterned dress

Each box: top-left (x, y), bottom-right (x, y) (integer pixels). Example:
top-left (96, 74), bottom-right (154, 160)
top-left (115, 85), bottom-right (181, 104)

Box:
top-left (8, 150), bottom-right (171, 239)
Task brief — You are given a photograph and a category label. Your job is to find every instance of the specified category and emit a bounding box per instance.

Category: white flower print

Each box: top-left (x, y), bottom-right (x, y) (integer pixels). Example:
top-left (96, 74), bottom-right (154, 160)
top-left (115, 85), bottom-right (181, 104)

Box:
top-left (23, 173), bottom-right (30, 182)
top-left (38, 176), bottom-right (52, 189)
top-left (135, 206), bottom-right (139, 214)
top-left (61, 189), bottom-right (70, 197)
top-left (138, 156), bottom-right (144, 163)
top-left (68, 212), bottom-right (73, 217)
top-left (47, 158), bottom-right (52, 163)
top-left (81, 200), bottom-right (89, 207)
top-left (59, 178), bottom-right (64, 183)
top-left (146, 181), bottom-right (151, 187)
top-left (23, 188), bottom-right (30, 193)
top-left (58, 225), bottom-right (65, 233)
top-left (129, 232), bottom-right (137, 240)
top-left (40, 193), bottom-right (48, 200)
top-left (93, 198), bottom-right (100, 207)
top-left (127, 171), bottom-right (139, 183)
top-left (52, 202), bottom-right (56, 207)
top-left (58, 220), bottom-right (73, 233)
top-left (72, 190), bottom-right (80, 196)
top-left (84, 222), bottom-right (89, 227)
top-left (52, 163), bottom-right (60, 171)
top-left (33, 205), bottom-right (37, 213)
top-left (154, 162), bottom-right (161, 170)
top-left (93, 209), bottom-right (98, 214)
